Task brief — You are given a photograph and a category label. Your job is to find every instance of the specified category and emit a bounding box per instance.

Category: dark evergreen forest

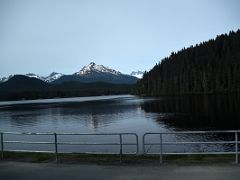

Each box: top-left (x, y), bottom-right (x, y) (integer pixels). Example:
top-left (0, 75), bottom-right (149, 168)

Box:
top-left (136, 30), bottom-right (240, 96)
top-left (0, 75), bottom-right (133, 101)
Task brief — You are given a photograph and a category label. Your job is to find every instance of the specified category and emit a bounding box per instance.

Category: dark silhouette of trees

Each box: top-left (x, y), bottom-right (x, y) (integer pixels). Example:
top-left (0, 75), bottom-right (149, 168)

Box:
top-left (0, 76), bottom-right (134, 101)
top-left (136, 30), bottom-right (240, 96)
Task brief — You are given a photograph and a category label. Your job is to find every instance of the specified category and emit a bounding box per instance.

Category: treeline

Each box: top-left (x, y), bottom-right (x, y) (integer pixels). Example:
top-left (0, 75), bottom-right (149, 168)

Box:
top-left (0, 85), bottom-right (133, 101)
top-left (0, 76), bottom-right (133, 101)
top-left (135, 30), bottom-right (240, 96)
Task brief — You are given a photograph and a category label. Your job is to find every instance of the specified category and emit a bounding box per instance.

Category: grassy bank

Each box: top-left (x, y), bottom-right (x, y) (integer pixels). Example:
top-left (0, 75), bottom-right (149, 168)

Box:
top-left (0, 151), bottom-right (236, 165)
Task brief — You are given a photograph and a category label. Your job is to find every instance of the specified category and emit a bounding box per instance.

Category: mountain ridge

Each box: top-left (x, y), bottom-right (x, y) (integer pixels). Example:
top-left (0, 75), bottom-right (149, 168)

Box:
top-left (0, 62), bottom-right (138, 84)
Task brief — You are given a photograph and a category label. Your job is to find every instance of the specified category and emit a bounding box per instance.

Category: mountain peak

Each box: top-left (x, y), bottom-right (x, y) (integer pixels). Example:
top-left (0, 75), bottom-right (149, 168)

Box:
top-left (50, 72), bottom-right (58, 76)
top-left (75, 62), bottom-right (121, 75)
top-left (45, 72), bottom-right (63, 83)
top-left (131, 71), bottom-right (144, 79)
top-left (89, 62), bottom-right (96, 66)
top-left (25, 73), bottom-right (45, 81)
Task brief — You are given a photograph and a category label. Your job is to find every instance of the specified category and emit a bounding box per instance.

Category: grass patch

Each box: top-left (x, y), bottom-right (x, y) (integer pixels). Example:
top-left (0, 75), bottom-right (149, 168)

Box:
top-left (2, 152), bottom-right (56, 163)
top-left (163, 154), bottom-right (235, 165)
top-left (0, 151), bottom-right (237, 165)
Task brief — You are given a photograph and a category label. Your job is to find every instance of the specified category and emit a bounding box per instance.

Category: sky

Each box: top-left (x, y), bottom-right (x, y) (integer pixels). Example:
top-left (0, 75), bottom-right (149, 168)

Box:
top-left (0, 0), bottom-right (240, 77)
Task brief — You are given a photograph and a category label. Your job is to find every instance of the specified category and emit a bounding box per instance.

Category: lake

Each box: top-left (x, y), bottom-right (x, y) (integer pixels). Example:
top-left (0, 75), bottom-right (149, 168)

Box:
top-left (0, 94), bottom-right (240, 154)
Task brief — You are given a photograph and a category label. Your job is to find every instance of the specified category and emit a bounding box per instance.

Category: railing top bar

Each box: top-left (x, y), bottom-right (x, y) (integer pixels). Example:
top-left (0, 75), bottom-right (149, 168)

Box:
top-left (56, 133), bottom-right (138, 135)
top-left (1, 132), bottom-right (54, 135)
top-left (0, 132), bottom-right (138, 136)
top-left (2, 131), bottom-right (238, 135)
top-left (144, 130), bottom-right (240, 135)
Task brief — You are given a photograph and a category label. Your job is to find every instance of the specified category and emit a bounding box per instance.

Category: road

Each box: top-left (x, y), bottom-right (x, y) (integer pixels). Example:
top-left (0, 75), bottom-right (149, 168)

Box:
top-left (0, 161), bottom-right (240, 180)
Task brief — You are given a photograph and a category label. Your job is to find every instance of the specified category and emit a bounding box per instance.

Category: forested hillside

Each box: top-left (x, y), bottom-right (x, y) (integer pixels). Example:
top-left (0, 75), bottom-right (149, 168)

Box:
top-left (0, 75), bottom-right (134, 101)
top-left (136, 30), bottom-right (240, 95)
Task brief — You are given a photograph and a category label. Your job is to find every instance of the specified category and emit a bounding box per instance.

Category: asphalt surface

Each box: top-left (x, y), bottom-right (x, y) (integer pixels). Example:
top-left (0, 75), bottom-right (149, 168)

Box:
top-left (0, 162), bottom-right (240, 180)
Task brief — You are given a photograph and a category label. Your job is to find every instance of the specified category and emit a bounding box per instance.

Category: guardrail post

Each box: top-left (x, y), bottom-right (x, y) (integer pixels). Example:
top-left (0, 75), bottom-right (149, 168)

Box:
top-left (160, 134), bottom-right (163, 164)
top-left (143, 134), bottom-right (145, 154)
top-left (119, 134), bottom-right (122, 163)
top-left (235, 132), bottom-right (238, 164)
top-left (54, 133), bottom-right (58, 162)
top-left (1, 133), bottom-right (3, 160)
top-left (136, 134), bottom-right (139, 154)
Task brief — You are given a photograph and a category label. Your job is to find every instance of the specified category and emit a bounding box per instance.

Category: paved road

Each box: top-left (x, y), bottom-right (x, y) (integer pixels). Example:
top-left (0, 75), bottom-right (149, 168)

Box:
top-left (0, 162), bottom-right (240, 180)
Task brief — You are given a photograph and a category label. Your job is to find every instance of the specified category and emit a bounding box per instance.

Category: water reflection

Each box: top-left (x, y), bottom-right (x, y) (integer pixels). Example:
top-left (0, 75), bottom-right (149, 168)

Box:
top-left (1, 95), bottom-right (240, 132)
top-left (141, 94), bottom-right (240, 130)
top-left (1, 95), bottom-right (239, 153)
top-left (1, 99), bottom-right (140, 131)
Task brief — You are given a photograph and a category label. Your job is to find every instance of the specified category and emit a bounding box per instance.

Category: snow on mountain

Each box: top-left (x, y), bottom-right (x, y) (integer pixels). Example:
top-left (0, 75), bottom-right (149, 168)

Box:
top-left (45, 72), bottom-right (64, 83)
top-left (25, 73), bottom-right (45, 81)
top-left (26, 72), bottom-right (63, 82)
top-left (0, 72), bottom-right (63, 83)
top-left (51, 62), bottom-right (138, 84)
top-left (0, 62), bottom-right (140, 84)
top-left (75, 62), bottom-right (121, 76)
top-left (0, 75), bottom-right (13, 83)
top-left (130, 71), bottom-right (144, 79)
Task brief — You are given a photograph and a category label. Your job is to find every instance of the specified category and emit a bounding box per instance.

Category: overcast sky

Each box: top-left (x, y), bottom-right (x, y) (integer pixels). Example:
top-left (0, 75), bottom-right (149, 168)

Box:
top-left (0, 0), bottom-right (240, 77)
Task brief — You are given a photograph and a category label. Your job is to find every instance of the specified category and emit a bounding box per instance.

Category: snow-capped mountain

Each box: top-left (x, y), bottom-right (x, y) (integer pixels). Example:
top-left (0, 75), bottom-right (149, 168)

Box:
top-left (75, 62), bottom-right (121, 75)
top-left (130, 71), bottom-right (144, 79)
top-left (0, 73), bottom-right (46, 83)
top-left (44, 72), bottom-right (64, 83)
top-left (0, 62), bottom-right (139, 84)
top-left (0, 72), bottom-right (64, 83)
top-left (53, 62), bottom-right (138, 84)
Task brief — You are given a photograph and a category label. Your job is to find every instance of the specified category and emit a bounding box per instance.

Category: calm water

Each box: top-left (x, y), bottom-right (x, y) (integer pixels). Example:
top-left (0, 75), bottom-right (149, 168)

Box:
top-left (0, 94), bottom-right (240, 154)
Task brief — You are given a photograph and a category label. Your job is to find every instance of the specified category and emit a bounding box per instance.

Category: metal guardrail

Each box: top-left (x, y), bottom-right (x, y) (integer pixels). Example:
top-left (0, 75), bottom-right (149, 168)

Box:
top-left (0, 132), bottom-right (139, 162)
top-left (1, 130), bottom-right (240, 164)
top-left (143, 130), bottom-right (240, 164)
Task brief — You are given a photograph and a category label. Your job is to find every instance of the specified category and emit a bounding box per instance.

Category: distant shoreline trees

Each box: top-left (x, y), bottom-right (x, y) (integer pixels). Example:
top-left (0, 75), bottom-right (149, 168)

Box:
top-left (0, 75), bottom-right (134, 101)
